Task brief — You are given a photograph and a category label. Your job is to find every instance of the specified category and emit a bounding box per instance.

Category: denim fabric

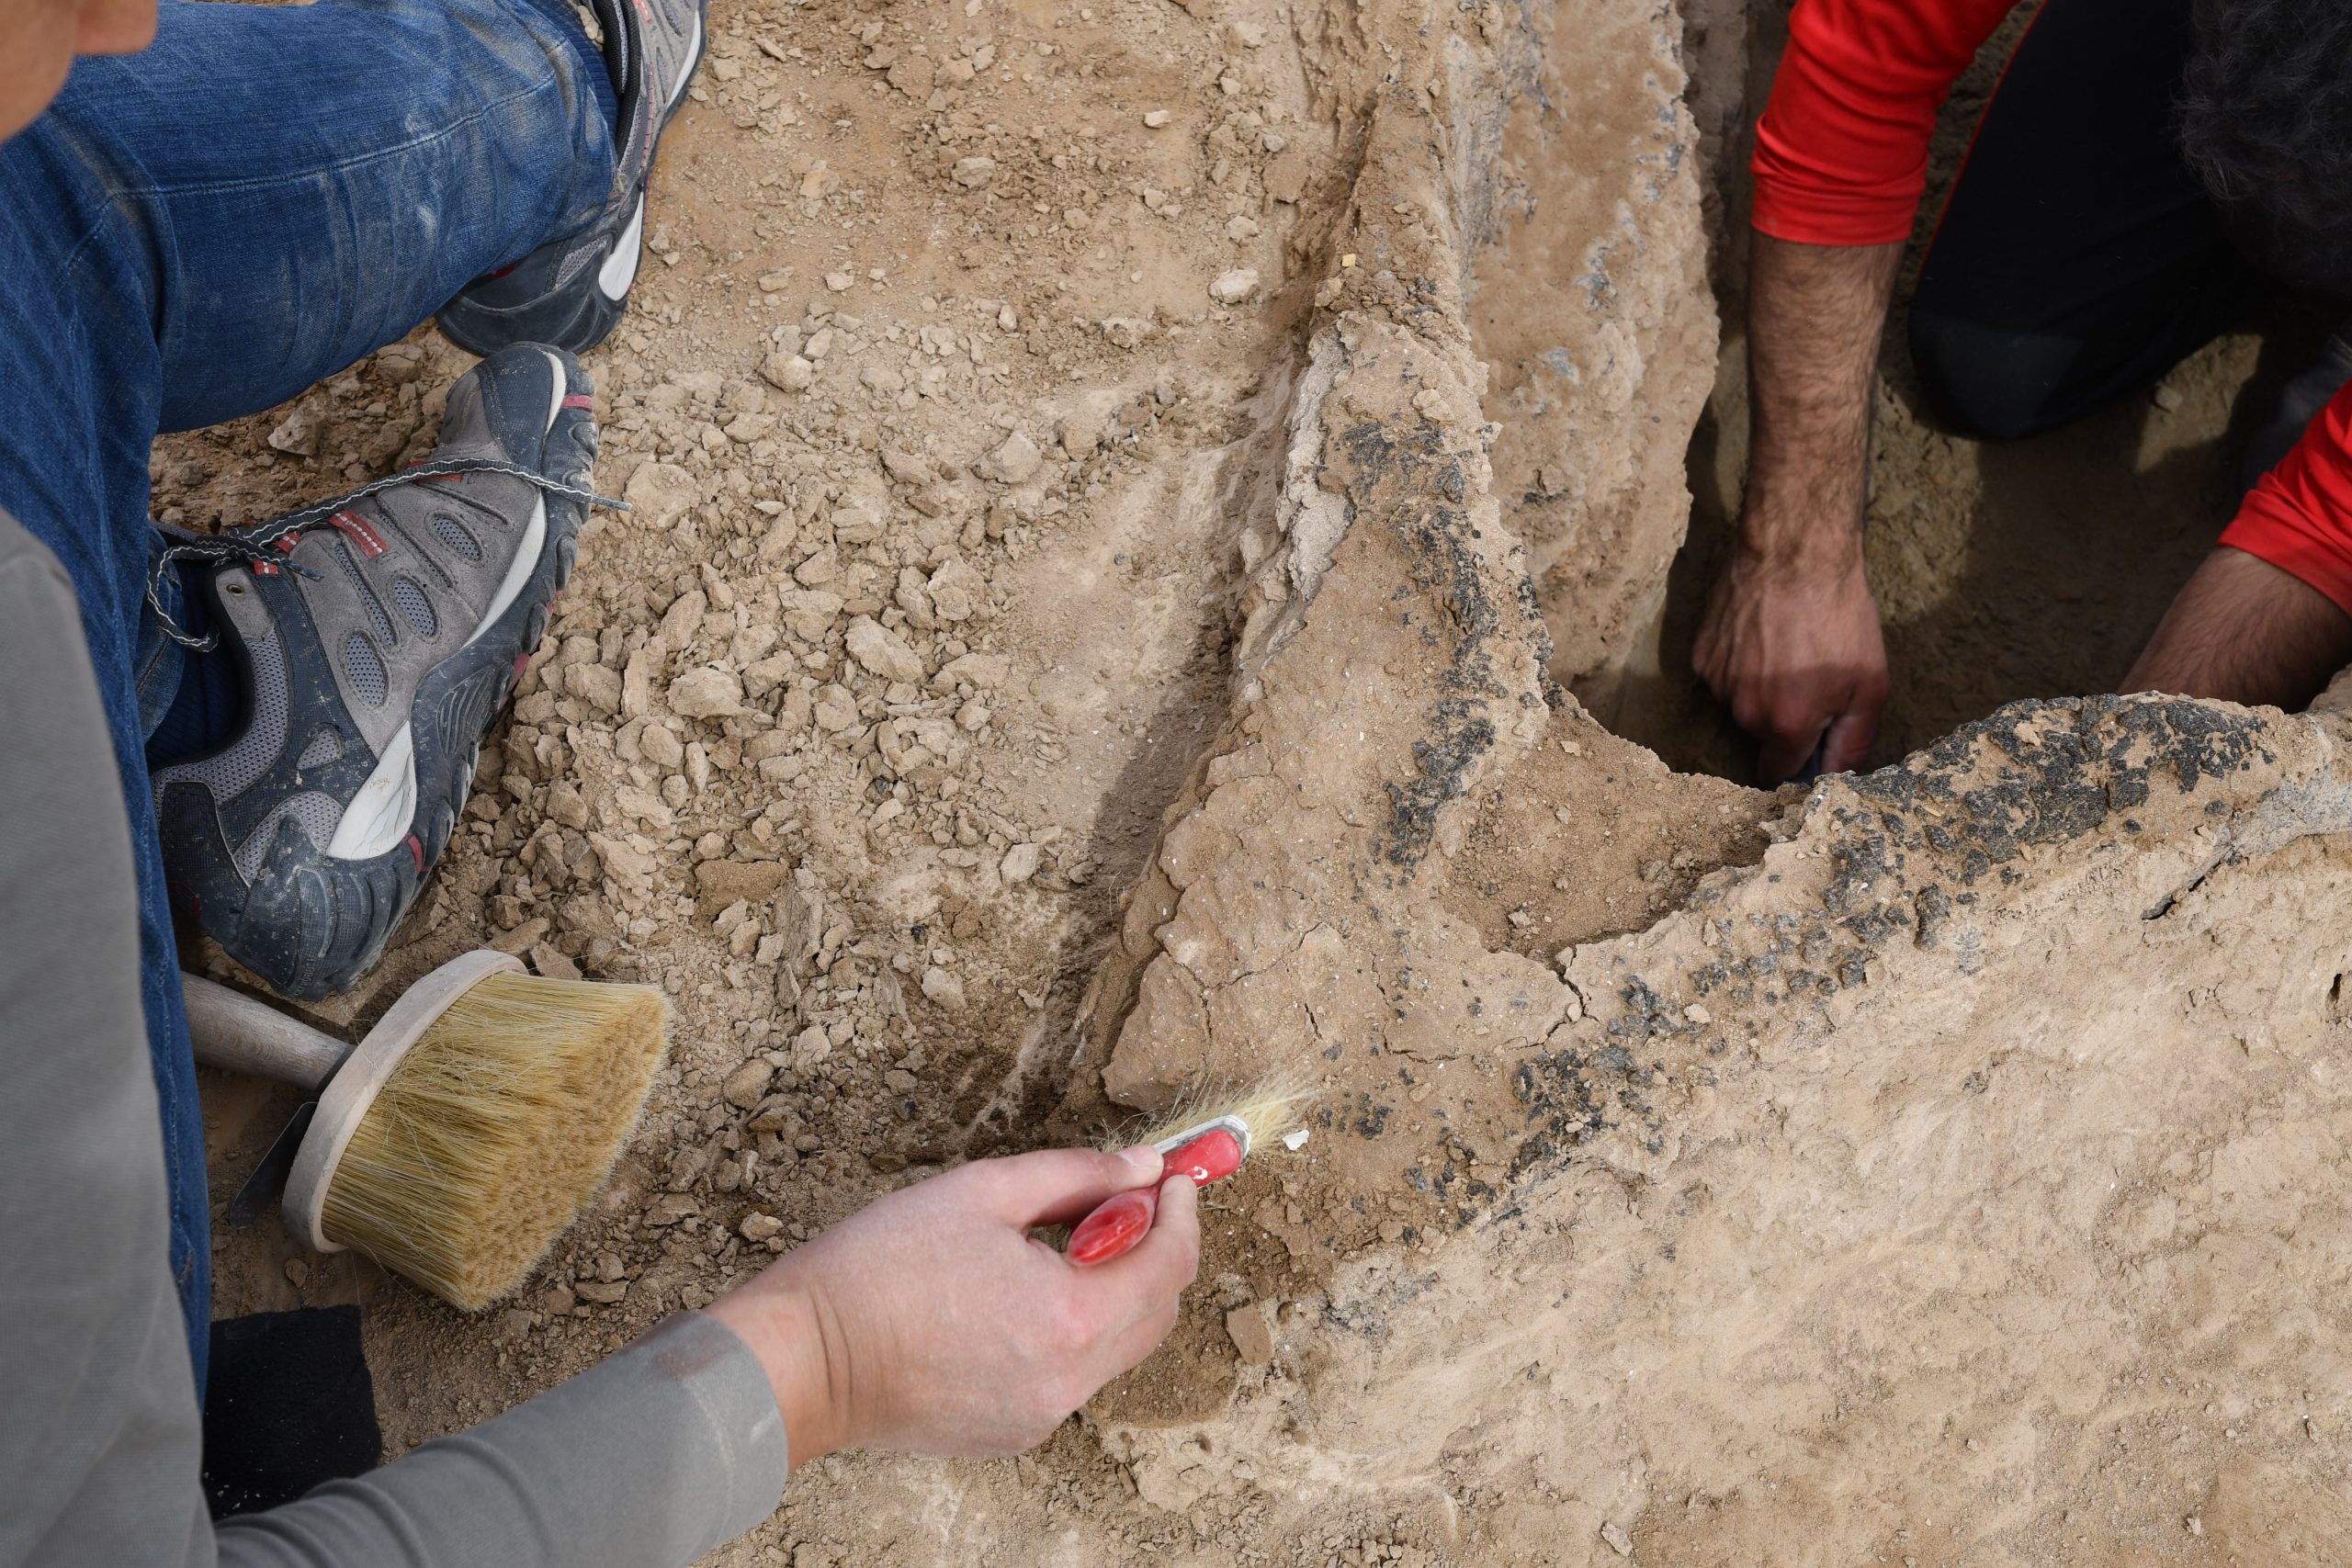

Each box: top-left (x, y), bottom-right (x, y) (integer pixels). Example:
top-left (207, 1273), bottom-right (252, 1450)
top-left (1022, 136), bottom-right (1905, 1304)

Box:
top-left (0, 0), bottom-right (616, 1393)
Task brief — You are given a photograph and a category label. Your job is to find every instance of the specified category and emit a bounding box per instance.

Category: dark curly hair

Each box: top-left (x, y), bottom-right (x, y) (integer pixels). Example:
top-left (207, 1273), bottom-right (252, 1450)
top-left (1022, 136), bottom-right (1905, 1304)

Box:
top-left (2180, 0), bottom-right (2352, 296)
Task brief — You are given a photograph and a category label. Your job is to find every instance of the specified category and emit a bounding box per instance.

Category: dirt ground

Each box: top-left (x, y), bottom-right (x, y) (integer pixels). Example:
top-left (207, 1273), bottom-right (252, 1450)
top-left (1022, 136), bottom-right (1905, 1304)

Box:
top-left (159, 0), bottom-right (2352, 1562)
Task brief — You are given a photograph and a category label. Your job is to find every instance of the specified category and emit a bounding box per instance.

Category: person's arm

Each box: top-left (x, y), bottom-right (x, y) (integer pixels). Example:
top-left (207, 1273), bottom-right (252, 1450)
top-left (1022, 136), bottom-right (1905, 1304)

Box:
top-left (1694, 234), bottom-right (1901, 781)
top-left (1698, 0), bottom-right (2016, 782)
top-left (211, 1148), bottom-right (1198, 1567)
top-left (2123, 548), bottom-right (2352, 708)
top-left (0, 509), bottom-right (1203, 1568)
top-left (2127, 378), bottom-right (2352, 707)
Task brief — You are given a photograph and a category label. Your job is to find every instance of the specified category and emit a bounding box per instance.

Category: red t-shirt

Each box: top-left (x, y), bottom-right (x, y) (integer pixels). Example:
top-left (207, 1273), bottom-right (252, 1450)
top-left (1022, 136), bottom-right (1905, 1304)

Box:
top-left (1752, 0), bottom-right (2352, 614)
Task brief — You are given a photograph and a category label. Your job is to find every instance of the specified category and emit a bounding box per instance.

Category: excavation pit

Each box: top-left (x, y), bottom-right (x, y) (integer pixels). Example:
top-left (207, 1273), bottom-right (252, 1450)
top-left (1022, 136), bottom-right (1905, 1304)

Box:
top-left (164, 0), bottom-right (2352, 1559)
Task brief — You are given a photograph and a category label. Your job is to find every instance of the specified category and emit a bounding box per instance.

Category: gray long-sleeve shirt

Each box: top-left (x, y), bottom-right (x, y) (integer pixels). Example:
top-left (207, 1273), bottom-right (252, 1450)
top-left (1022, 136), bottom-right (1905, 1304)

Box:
top-left (0, 510), bottom-right (790, 1566)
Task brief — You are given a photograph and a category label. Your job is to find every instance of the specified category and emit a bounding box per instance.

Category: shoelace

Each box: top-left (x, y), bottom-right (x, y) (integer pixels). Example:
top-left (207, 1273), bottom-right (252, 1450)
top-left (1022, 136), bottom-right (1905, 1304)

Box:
top-left (147, 457), bottom-right (628, 651)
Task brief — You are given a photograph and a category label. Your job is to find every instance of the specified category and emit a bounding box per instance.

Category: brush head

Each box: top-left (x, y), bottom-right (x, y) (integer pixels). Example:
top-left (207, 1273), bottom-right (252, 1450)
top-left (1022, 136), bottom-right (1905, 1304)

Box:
top-left (1118, 1077), bottom-right (1312, 1163)
top-left (307, 965), bottom-right (670, 1311)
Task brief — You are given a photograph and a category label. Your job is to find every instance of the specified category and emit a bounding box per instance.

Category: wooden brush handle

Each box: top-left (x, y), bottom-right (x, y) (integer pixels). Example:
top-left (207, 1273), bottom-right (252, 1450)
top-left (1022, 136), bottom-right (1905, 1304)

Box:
top-left (182, 974), bottom-right (352, 1089)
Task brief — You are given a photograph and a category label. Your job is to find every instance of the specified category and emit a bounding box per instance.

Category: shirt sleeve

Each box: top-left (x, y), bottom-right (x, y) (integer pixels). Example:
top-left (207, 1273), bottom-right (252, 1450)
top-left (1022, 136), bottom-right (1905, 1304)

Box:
top-left (1751, 0), bottom-right (2021, 246)
top-left (2220, 381), bottom-right (2352, 615)
top-left (213, 1312), bottom-right (790, 1568)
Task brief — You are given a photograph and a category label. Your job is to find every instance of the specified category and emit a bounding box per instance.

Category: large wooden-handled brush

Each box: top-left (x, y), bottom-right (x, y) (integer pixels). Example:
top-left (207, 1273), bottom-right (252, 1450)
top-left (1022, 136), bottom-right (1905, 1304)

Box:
top-left (184, 950), bottom-right (669, 1311)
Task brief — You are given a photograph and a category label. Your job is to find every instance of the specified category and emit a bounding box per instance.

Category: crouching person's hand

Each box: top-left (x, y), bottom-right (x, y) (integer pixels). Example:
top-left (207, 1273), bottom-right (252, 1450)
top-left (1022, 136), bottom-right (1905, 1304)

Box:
top-left (705, 1146), bottom-right (1201, 1464)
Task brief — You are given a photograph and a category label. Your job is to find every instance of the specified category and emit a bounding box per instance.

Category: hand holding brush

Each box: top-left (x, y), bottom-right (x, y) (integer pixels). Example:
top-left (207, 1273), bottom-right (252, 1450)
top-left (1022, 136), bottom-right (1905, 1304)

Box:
top-left (707, 1145), bottom-right (1201, 1463)
top-left (1068, 1081), bottom-right (1309, 1266)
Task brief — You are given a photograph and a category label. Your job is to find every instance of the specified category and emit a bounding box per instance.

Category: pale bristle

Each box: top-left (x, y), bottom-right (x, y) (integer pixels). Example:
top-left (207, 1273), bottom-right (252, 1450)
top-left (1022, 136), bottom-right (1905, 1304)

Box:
top-left (321, 973), bottom-right (670, 1311)
top-left (1114, 1076), bottom-right (1314, 1156)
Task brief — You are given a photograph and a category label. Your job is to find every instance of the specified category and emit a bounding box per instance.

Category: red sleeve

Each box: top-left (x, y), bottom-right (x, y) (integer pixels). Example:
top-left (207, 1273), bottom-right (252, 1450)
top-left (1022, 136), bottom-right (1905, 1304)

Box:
top-left (2220, 381), bottom-right (2352, 616)
top-left (1751, 0), bottom-right (2021, 246)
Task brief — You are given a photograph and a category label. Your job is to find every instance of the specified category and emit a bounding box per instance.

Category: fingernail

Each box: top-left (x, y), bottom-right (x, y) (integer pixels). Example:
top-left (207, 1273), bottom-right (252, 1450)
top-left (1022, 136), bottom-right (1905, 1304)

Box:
top-left (1115, 1144), bottom-right (1160, 1175)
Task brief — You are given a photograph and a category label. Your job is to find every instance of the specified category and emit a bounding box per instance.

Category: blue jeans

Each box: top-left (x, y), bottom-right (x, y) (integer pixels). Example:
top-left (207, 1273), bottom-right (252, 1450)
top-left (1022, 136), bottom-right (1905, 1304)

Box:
top-left (0, 0), bottom-right (616, 1392)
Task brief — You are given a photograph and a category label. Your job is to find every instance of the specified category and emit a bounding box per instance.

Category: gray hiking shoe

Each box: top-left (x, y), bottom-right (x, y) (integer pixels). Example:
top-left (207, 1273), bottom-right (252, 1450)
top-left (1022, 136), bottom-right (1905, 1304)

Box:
top-left (153, 344), bottom-right (605, 1000)
top-left (435, 0), bottom-right (707, 356)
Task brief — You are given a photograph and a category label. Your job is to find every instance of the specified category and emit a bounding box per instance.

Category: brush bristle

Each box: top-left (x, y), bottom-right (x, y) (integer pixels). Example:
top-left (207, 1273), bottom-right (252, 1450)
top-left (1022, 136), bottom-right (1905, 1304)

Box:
top-left (321, 972), bottom-right (670, 1311)
top-left (1117, 1076), bottom-right (1314, 1156)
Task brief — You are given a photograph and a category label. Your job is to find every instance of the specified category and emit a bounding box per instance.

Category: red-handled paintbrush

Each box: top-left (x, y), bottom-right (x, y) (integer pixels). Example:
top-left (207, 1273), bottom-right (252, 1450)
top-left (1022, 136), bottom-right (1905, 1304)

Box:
top-left (1067, 1084), bottom-right (1308, 1266)
top-left (1068, 1114), bottom-right (1250, 1264)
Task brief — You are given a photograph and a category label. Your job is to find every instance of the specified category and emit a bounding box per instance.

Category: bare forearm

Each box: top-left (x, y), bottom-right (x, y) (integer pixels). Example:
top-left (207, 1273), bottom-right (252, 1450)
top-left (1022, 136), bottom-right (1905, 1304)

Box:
top-left (2125, 547), bottom-right (2352, 709)
top-left (1741, 234), bottom-right (1905, 562)
top-left (1696, 235), bottom-right (1905, 781)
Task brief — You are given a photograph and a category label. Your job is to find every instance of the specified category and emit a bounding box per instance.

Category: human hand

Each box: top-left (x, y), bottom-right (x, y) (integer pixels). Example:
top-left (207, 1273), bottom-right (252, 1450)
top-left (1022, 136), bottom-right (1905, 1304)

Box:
top-left (1693, 530), bottom-right (1888, 783)
top-left (704, 1146), bottom-right (1201, 1466)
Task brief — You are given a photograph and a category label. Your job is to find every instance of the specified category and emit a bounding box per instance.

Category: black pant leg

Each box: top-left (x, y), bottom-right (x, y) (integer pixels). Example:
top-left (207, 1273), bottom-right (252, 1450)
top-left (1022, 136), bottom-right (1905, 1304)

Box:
top-left (1907, 0), bottom-right (2267, 439)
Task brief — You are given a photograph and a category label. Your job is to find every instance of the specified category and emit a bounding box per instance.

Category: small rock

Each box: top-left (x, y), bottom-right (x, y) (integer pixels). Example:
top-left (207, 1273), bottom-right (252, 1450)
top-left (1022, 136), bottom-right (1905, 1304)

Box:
top-left (1209, 267), bottom-right (1260, 304)
top-left (922, 965), bottom-right (967, 1009)
top-left (266, 405), bottom-right (325, 457)
top-left (644, 1193), bottom-right (699, 1226)
top-left (623, 461), bottom-right (699, 528)
top-left (927, 557), bottom-right (985, 621)
top-left (1143, 109), bottom-right (1172, 128)
top-left (813, 685), bottom-right (861, 732)
top-left (844, 615), bottom-right (926, 682)
top-left (530, 942), bottom-right (582, 983)
top-left (1599, 1521), bottom-right (1633, 1559)
top-left (824, 270), bottom-right (855, 292)
top-left (742, 652), bottom-right (796, 698)
top-left (640, 724), bottom-right (684, 769)
top-left (975, 430), bottom-right (1043, 484)
top-left (887, 54), bottom-right (935, 97)
top-left (1001, 842), bottom-right (1041, 884)
top-left (575, 1280), bottom-right (628, 1305)
top-left (373, 344), bottom-right (426, 384)
top-left (760, 352), bottom-right (816, 392)
top-left (936, 650), bottom-right (1009, 689)
top-left (789, 1024), bottom-right (833, 1069)
top-left (739, 1211), bottom-right (786, 1242)
top-left (622, 646), bottom-right (660, 716)
top-left (1101, 316), bottom-right (1154, 349)
top-left (668, 666), bottom-right (742, 719)
top-left (566, 662), bottom-right (623, 715)
top-left (1225, 1302), bottom-right (1274, 1363)
top-left (658, 589), bottom-right (707, 650)
top-left (723, 1058), bottom-right (776, 1109)
top-left (880, 447), bottom-right (933, 485)
top-left (952, 156), bottom-right (997, 188)
top-left (546, 781), bottom-right (590, 829)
